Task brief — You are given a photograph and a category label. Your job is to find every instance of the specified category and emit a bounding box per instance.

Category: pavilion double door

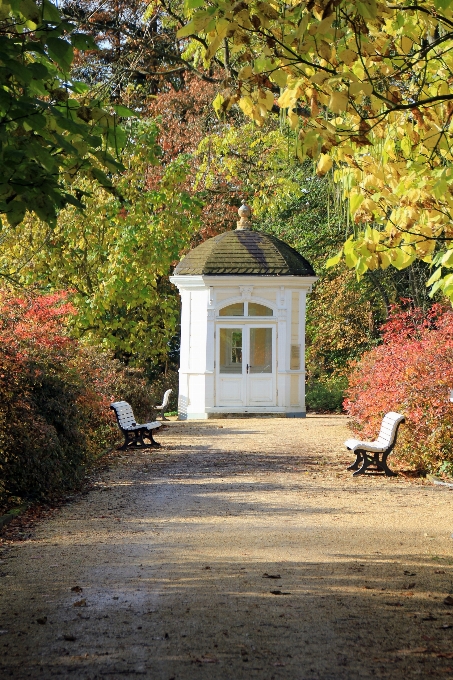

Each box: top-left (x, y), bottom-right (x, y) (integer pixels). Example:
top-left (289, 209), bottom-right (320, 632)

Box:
top-left (216, 325), bottom-right (276, 407)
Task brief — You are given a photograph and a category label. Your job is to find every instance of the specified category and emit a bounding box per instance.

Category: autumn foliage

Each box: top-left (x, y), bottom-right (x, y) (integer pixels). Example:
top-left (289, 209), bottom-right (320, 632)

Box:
top-left (345, 303), bottom-right (453, 474)
top-left (0, 290), bottom-right (170, 510)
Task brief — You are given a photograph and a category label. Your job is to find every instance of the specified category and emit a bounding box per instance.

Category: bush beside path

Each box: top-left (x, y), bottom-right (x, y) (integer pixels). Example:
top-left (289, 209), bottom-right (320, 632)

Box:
top-left (1, 417), bottom-right (452, 679)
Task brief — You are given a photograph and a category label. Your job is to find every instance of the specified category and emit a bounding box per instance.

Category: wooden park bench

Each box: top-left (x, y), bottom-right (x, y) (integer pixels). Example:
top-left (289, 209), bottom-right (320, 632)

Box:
top-left (344, 412), bottom-right (405, 477)
top-left (110, 401), bottom-right (162, 450)
top-left (154, 388), bottom-right (173, 421)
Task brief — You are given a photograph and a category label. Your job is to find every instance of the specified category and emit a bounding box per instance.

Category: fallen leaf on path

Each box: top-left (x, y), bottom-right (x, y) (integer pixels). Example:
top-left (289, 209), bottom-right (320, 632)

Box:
top-left (262, 573), bottom-right (281, 579)
top-left (71, 586), bottom-right (83, 593)
top-left (440, 624), bottom-right (453, 629)
top-left (273, 662), bottom-right (286, 667)
top-left (195, 657), bottom-right (218, 664)
top-left (73, 599), bottom-right (86, 607)
top-left (444, 596), bottom-right (453, 606)
top-left (437, 652), bottom-right (453, 659)
top-left (421, 615), bottom-right (437, 621)
top-left (396, 647), bottom-right (429, 655)
top-left (36, 617), bottom-right (47, 625)
top-left (404, 571), bottom-right (416, 576)
top-left (63, 634), bottom-right (76, 641)
top-left (435, 570), bottom-right (446, 574)
top-left (403, 583), bottom-right (416, 589)
top-left (270, 590), bottom-right (291, 595)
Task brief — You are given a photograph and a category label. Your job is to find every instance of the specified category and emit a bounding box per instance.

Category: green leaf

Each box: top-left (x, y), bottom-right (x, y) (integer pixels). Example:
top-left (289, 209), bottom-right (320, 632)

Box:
top-left (426, 266), bottom-right (442, 286)
top-left (441, 250), bottom-right (453, 267)
top-left (112, 104), bottom-right (137, 118)
top-left (6, 201), bottom-right (27, 227)
top-left (176, 20), bottom-right (197, 38)
top-left (70, 81), bottom-right (90, 94)
top-left (326, 249), bottom-right (343, 268)
top-left (19, 0), bottom-right (41, 22)
top-left (349, 193), bottom-right (364, 216)
top-left (41, 0), bottom-right (62, 22)
top-left (434, 0), bottom-right (453, 9)
top-left (90, 167), bottom-right (113, 188)
top-left (106, 125), bottom-right (127, 150)
top-left (70, 33), bottom-right (97, 51)
top-left (47, 37), bottom-right (74, 72)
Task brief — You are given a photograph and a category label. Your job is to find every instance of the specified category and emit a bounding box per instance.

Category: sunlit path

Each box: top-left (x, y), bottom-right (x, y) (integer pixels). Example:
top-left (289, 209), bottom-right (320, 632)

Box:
top-left (1, 417), bottom-right (452, 679)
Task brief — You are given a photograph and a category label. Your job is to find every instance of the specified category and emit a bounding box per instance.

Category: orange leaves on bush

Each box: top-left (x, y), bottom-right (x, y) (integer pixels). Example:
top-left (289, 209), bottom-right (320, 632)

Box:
top-left (345, 302), bottom-right (453, 473)
top-left (0, 290), bottom-right (76, 357)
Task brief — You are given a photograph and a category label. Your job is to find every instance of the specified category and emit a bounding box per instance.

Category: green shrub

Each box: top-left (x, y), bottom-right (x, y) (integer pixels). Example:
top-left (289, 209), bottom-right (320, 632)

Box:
top-left (306, 375), bottom-right (347, 412)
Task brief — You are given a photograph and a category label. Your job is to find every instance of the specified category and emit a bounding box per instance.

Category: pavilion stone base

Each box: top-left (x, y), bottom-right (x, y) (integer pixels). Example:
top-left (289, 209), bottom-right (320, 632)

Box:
top-left (179, 410), bottom-right (306, 420)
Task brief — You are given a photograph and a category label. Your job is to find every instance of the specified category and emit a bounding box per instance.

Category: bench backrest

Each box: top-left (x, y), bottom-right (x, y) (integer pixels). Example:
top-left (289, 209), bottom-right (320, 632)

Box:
top-left (110, 401), bottom-right (136, 430)
top-left (160, 389), bottom-right (172, 409)
top-left (376, 412), bottom-right (405, 447)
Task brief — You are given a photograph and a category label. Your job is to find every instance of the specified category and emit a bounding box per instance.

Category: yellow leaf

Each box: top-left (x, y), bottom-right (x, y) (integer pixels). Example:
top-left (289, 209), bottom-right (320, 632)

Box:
top-left (238, 65), bottom-right (253, 80)
top-left (238, 96), bottom-right (254, 117)
top-left (258, 89), bottom-right (274, 111)
top-left (278, 88), bottom-right (297, 108)
top-left (205, 35), bottom-right (222, 60)
top-left (316, 153), bottom-right (333, 177)
top-left (378, 251), bottom-right (392, 269)
top-left (288, 108), bottom-right (298, 129)
top-left (317, 16), bottom-right (334, 35)
top-left (401, 36), bottom-right (413, 53)
top-left (329, 91), bottom-right (348, 113)
top-left (339, 49), bottom-right (357, 66)
top-left (270, 69), bottom-right (287, 87)
top-left (216, 18), bottom-right (231, 39)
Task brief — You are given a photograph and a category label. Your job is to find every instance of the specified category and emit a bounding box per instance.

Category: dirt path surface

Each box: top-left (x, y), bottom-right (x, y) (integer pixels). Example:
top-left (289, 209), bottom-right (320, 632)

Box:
top-left (1, 416), bottom-right (453, 680)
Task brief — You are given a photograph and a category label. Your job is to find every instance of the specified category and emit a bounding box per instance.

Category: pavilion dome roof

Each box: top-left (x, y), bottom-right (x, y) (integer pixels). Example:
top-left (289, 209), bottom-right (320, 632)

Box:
top-left (173, 205), bottom-right (316, 277)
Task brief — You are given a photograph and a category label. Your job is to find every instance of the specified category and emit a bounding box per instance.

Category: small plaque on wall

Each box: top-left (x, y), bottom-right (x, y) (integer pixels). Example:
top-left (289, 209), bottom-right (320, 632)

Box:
top-left (290, 344), bottom-right (301, 370)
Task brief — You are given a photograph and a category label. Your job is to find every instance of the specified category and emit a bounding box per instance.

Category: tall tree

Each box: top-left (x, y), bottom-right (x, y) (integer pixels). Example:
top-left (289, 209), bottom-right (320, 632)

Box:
top-left (167, 0), bottom-right (453, 302)
top-left (3, 121), bottom-right (202, 367)
top-left (0, 0), bottom-right (129, 227)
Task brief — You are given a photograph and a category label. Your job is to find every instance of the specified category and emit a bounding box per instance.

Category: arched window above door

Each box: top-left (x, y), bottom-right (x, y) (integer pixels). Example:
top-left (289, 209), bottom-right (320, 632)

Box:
top-left (218, 302), bottom-right (273, 317)
top-left (248, 303), bottom-right (273, 316)
top-left (219, 303), bottom-right (244, 316)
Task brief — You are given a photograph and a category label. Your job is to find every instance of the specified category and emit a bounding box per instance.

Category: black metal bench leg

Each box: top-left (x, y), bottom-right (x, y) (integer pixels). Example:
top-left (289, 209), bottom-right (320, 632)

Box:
top-left (149, 430), bottom-right (161, 448)
top-left (119, 431), bottom-right (132, 450)
top-left (353, 452), bottom-right (374, 476)
top-left (381, 451), bottom-right (398, 477)
top-left (347, 451), bottom-right (363, 470)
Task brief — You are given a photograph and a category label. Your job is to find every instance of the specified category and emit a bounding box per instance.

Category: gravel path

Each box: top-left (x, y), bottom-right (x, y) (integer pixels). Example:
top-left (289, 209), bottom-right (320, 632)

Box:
top-left (1, 416), bottom-right (453, 680)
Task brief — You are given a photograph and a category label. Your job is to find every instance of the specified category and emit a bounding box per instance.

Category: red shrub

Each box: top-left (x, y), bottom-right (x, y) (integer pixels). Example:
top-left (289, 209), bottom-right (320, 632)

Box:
top-left (0, 289), bottom-right (171, 509)
top-left (345, 303), bottom-right (453, 474)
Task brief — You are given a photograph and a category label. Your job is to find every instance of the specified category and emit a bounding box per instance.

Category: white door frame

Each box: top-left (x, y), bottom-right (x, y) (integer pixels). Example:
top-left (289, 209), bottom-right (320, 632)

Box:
top-left (215, 322), bottom-right (277, 407)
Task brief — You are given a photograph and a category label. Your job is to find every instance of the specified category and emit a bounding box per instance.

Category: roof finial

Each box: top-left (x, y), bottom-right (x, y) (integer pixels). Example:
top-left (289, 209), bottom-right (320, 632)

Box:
top-left (236, 202), bottom-right (252, 230)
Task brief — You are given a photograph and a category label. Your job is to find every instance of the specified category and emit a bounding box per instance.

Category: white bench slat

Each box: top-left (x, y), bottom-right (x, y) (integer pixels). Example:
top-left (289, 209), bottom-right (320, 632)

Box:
top-left (111, 401), bottom-right (161, 431)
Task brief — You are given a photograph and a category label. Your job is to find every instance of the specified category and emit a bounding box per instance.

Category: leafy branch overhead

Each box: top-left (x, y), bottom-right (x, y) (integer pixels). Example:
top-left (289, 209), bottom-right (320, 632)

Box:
top-left (0, 0), bottom-right (133, 227)
top-left (169, 0), bottom-right (453, 302)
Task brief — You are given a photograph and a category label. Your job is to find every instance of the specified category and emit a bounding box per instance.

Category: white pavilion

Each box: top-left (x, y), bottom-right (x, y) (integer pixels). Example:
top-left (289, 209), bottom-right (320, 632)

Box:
top-left (170, 204), bottom-right (317, 419)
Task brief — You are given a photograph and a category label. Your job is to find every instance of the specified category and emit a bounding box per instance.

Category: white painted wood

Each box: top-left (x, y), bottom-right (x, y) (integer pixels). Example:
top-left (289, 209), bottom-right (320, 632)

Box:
top-left (345, 412), bottom-right (405, 453)
top-left (170, 273), bottom-right (317, 419)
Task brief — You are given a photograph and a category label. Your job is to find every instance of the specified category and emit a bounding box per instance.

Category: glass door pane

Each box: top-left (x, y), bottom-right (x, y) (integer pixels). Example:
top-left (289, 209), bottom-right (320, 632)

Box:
top-left (219, 328), bottom-right (243, 373)
top-left (249, 328), bottom-right (272, 373)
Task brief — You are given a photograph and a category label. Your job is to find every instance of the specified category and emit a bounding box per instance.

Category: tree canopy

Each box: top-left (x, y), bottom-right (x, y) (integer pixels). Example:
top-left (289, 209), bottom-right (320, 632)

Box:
top-left (168, 0), bottom-right (453, 302)
top-left (0, 0), bottom-right (131, 226)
